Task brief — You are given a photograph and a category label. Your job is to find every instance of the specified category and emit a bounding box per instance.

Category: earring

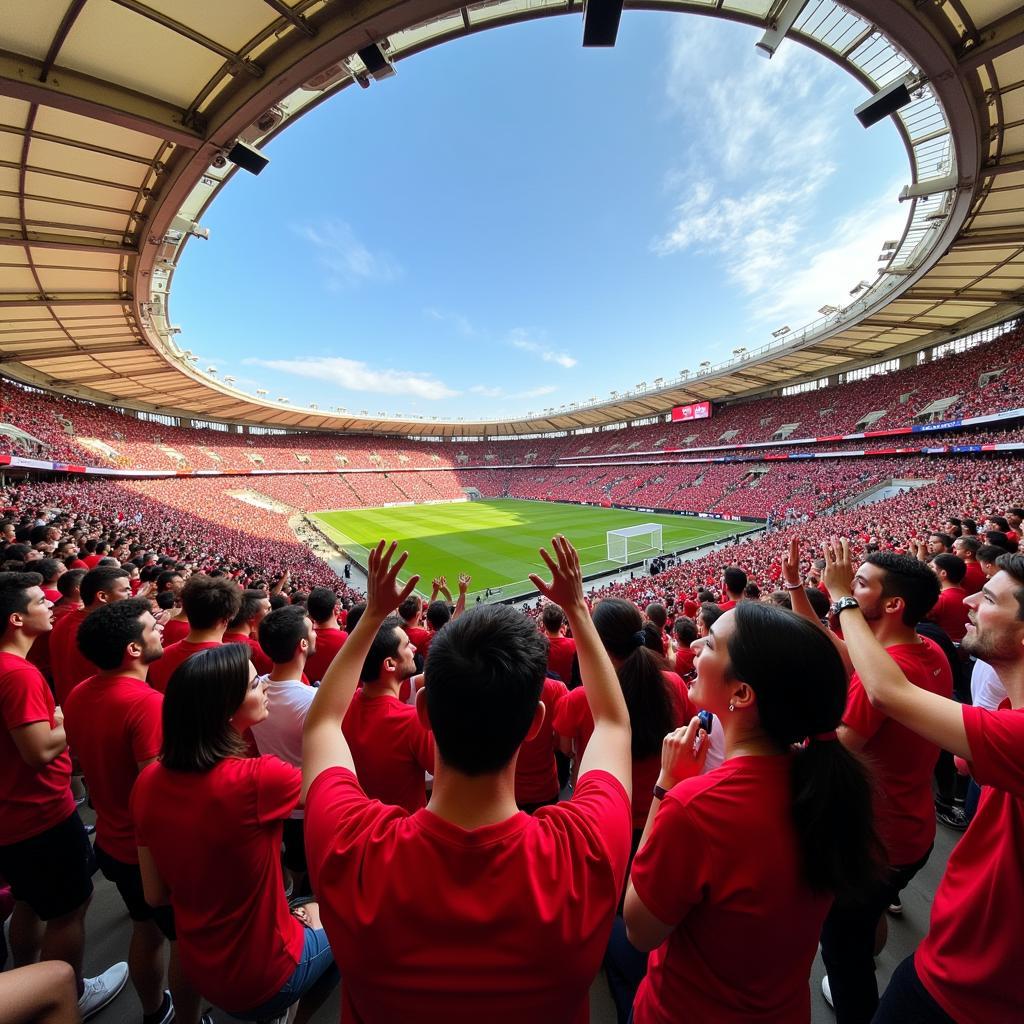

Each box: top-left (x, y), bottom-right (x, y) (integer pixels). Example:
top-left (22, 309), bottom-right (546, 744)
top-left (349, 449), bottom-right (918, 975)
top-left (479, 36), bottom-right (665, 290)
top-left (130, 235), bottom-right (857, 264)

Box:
top-left (728, 703), bottom-right (735, 712)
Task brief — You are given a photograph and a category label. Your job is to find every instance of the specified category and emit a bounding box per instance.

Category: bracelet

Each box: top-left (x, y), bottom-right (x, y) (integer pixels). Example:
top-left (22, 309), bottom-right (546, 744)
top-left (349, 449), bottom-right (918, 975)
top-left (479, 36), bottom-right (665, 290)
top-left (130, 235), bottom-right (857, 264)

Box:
top-left (653, 784), bottom-right (668, 801)
top-left (781, 581), bottom-right (803, 590)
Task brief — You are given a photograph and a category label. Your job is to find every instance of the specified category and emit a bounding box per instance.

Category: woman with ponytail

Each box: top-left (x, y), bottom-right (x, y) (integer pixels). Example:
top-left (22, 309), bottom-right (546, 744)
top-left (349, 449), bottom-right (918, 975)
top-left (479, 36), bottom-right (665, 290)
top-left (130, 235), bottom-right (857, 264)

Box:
top-left (622, 602), bottom-right (882, 1024)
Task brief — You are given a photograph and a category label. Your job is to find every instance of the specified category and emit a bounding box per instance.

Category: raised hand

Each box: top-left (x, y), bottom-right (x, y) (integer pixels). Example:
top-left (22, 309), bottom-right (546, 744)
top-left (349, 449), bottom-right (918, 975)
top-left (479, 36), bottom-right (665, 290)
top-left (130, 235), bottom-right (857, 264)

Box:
top-left (458, 572), bottom-right (472, 592)
top-left (822, 535), bottom-right (854, 599)
top-left (782, 536), bottom-right (802, 587)
top-left (528, 535), bottom-right (585, 612)
top-left (657, 717), bottom-right (709, 790)
top-left (365, 541), bottom-right (420, 622)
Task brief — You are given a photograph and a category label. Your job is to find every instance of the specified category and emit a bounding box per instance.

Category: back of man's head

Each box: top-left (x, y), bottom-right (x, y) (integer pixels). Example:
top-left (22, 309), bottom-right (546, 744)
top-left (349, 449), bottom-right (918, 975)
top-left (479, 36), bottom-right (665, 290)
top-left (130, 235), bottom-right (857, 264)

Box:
top-left (398, 594), bottom-right (422, 625)
top-left (360, 615), bottom-right (405, 684)
top-left (645, 602), bottom-right (667, 630)
top-left (36, 557), bottom-right (62, 585)
top-left (77, 597), bottom-right (154, 671)
top-left (57, 568), bottom-right (86, 600)
top-left (425, 605), bottom-right (546, 776)
top-left (182, 574), bottom-right (242, 630)
top-left (306, 587), bottom-right (337, 624)
top-left (723, 566), bottom-right (747, 597)
top-left (80, 566), bottom-right (129, 607)
top-left (541, 603), bottom-right (565, 635)
top-left (426, 599), bottom-right (451, 631)
top-left (865, 552), bottom-right (940, 626)
top-left (933, 553), bottom-right (967, 586)
top-left (258, 605), bottom-right (310, 666)
top-left (229, 589), bottom-right (268, 632)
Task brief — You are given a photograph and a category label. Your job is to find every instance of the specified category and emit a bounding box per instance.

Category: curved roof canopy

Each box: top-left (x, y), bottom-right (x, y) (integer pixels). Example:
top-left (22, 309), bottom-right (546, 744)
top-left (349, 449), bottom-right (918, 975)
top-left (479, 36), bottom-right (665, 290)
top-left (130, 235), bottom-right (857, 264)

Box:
top-left (0, 0), bottom-right (1022, 437)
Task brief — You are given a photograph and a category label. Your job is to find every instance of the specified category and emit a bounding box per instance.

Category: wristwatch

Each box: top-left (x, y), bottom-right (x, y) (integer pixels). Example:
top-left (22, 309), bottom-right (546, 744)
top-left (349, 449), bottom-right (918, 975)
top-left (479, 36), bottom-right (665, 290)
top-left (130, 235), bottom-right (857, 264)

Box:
top-left (830, 596), bottom-right (860, 616)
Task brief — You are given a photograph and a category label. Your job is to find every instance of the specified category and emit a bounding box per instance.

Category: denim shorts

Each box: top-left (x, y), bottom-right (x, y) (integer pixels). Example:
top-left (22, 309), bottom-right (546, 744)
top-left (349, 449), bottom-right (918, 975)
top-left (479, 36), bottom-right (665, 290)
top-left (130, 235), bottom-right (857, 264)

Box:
top-left (229, 925), bottom-right (337, 1021)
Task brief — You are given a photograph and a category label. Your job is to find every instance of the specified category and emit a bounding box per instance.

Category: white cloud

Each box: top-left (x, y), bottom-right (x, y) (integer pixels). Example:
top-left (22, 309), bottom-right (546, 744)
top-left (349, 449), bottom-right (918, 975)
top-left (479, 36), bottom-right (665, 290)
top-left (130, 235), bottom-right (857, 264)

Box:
top-left (245, 356), bottom-right (458, 400)
top-left (508, 329), bottom-right (577, 368)
top-left (293, 221), bottom-right (401, 287)
top-left (424, 307), bottom-right (476, 337)
top-left (469, 383), bottom-right (557, 399)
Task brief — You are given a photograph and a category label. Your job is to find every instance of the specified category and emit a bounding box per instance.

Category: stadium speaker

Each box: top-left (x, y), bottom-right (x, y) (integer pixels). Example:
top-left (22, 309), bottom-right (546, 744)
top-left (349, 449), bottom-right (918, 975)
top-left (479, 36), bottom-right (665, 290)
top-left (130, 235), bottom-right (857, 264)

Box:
top-left (582, 0), bottom-right (624, 47)
top-left (854, 77), bottom-right (913, 128)
top-left (226, 140), bottom-right (270, 176)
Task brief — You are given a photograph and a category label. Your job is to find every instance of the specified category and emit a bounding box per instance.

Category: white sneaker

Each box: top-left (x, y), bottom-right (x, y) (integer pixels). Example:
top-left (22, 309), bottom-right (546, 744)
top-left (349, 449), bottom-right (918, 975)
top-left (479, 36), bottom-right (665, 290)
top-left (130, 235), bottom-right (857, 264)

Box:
top-left (79, 962), bottom-right (129, 1021)
top-left (821, 974), bottom-right (834, 1009)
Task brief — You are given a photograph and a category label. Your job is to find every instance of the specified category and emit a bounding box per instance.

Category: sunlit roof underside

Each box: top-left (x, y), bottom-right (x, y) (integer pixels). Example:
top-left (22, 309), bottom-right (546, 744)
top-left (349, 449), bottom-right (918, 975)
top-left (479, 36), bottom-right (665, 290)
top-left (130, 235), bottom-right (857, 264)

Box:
top-left (0, 0), bottom-right (1022, 437)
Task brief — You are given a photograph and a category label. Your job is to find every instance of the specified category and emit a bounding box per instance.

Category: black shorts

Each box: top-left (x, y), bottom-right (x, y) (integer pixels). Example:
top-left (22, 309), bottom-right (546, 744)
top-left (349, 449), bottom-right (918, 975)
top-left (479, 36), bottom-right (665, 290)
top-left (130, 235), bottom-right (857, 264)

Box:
top-left (283, 817), bottom-right (307, 874)
top-left (94, 844), bottom-right (176, 940)
top-left (0, 812), bottom-right (95, 921)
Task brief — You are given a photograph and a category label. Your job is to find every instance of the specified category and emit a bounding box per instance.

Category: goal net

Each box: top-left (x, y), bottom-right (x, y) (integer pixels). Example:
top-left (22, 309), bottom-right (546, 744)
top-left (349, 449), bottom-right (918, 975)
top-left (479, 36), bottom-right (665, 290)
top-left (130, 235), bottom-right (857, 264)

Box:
top-left (607, 523), bottom-right (664, 565)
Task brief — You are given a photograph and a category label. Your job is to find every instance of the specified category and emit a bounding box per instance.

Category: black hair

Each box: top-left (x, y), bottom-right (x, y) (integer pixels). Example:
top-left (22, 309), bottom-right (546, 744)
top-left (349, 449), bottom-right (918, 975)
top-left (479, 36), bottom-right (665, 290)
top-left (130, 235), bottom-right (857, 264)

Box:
top-left (984, 530), bottom-right (1014, 552)
top-left (743, 582), bottom-right (761, 601)
top-left (398, 594), bottom-right (422, 623)
top-left (953, 536), bottom-right (981, 556)
top-left (699, 602), bottom-right (722, 631)
top-left (864, 551), bottom-right (941, 626)
top-left (79, 566), bottom-right (129, 606)
top-left (360, 616), bottom-right (405, 683)
top-left (804, 587), bottom-right (830, 620)
top-left (0, 571), bottom-right (43, 639)
top-left (426, 599), bottom-right (451, 630)
top-left (77, 597), bottom-right (152, 671)
top-left (35, 558), bottom-right (62, 584)
top-left (269, 593), bottom-right (288, 611)
top-left (161, 644), bottom-right (250, 771)
top-left (306, 587), bottom-right (337, 624)
top-left (257, 605), bottom-right (309, 665)
top-left (156, 569), bottom-right (181, 593)
top-left (156, 591), bottom-right (175, 610)
top-left (728, 602), bottom-right (883, 895)
top-left (995, 552), bottom-right (1024, 620)
top-left (928, 532), bottom-right (954, 552)
top-left (181, 574), bottom-right (242, 630)
top-left (593, 598), bottom-right (676, 760)
top-left (645, 603), bottom-right (667, 629)
top-left (541, 603), bottom-right (565, 633)
top-left (672, 616), bottom-right (698, 646)
top-left (57, 568), bottom-right (86, 598)
top-left (723, 566), bottom-right (748, 596)
top-left (977, 543), bottom-right (1005, 565)
top-left (988, 514), bottom-right (1010, 532)
top-left (346, 603), bottom-right (366, 633)
top-left (961, 517), bottom-right (978, 536)
top-left (425, 604), bottom-right (546, 776)
top-left (229, 589), bottom-right (267, 631)
top-left (289, 591), bottom-right (308, 607)
top-left (932, 553), bottom-right (966, 585)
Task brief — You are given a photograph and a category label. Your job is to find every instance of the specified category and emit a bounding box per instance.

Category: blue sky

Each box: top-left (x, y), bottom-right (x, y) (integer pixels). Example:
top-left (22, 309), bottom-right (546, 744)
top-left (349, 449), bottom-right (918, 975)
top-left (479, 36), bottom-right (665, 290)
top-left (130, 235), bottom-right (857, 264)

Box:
top-left (170, 10), bottom-right (908, 420)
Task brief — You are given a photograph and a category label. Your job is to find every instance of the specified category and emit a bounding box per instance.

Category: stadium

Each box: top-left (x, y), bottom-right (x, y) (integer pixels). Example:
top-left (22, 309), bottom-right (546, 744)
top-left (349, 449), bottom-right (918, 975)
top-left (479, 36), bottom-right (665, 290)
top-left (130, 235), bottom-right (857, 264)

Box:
top-left (0, 1), bottom-right (1021, 1023)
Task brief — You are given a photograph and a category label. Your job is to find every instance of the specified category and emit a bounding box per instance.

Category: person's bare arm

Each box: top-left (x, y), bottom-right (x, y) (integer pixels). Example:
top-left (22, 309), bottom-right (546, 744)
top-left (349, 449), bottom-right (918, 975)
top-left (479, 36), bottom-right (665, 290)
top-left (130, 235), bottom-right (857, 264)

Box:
top-left (270, 569), bottom-right (291, 596)
top-left (302, 541), bottom-right (419, 800)
top-left (529, 536), bottom-right (630, 793)
top-left (823, 536), bottom-right (970, 758)
top-left (137, 846), bottom-right (171, 907)
top-left (453, 573), bottom-right (471, 620)
top-left (10, 716), bottom-right (67, 768)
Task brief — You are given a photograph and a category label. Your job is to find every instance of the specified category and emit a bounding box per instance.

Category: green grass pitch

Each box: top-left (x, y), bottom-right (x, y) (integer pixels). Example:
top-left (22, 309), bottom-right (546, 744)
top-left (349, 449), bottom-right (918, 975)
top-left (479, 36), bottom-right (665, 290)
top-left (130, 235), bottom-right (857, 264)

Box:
top-left (311, 499), bottom-right (757, 600)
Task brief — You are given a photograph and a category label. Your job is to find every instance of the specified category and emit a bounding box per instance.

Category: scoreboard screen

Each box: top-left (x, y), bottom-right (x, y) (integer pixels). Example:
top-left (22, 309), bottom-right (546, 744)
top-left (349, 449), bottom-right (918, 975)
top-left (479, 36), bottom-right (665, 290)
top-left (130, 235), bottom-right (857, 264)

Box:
top-left (671, 401), bottom-right (712, 422)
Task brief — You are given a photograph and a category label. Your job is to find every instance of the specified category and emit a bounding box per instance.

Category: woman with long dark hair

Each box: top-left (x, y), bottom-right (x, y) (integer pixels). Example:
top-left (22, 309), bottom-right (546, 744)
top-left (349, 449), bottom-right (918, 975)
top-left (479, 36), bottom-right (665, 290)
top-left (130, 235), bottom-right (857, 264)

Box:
top-left (622, 602), bottom-right (882, 1023)
top-left (131, 644), bottom-right (337, 1022)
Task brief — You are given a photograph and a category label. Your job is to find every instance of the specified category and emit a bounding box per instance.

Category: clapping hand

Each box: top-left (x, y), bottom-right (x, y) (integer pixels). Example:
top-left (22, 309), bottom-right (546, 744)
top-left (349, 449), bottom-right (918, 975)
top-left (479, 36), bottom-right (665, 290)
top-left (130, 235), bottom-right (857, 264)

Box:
top-left (782, 536), bottom-right (802, 588)
top-left (458, 572), bottom-right (472, 593)
top-left (528, 535), bottom-right (585, 612)
top-left (822, 536), bottom-right (854, 599)
top-left (365, 541), bottom-right (420, 622)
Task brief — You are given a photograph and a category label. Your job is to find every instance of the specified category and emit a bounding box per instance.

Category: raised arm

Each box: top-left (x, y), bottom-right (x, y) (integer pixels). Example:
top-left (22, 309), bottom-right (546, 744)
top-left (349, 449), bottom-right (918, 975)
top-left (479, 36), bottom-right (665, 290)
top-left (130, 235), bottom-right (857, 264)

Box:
top-left (529, 536), bottom-right (631, 793)
top-left (453, 573), bottom-right (471, 620)
top-left (302, 541), bottom-right (419, 799)
top-left (823, 536), bottom-right (970, 759)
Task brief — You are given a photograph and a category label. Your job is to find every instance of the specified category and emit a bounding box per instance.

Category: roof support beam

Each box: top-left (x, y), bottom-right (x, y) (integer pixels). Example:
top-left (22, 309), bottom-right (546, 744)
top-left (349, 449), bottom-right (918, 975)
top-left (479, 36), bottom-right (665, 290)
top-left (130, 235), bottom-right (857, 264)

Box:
top-left (0, 50), bottom-right (204, 149)
top-left (0, 231), bottom-right (137, 255)
top-left (1, 341), bottom-right (145, 361)
top-left (958, 8), bottom-right (1024, 72)
top-left (0, 296), bottom-right (132, 308)
top-left (981, 152), bottom-right (1024, 178)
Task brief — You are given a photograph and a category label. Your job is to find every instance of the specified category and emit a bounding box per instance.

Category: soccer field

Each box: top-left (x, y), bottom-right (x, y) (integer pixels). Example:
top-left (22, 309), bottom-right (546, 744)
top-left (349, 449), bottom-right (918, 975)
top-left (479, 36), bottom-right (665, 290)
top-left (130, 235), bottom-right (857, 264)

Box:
top-left (311, 499), bottom-right (757, 600)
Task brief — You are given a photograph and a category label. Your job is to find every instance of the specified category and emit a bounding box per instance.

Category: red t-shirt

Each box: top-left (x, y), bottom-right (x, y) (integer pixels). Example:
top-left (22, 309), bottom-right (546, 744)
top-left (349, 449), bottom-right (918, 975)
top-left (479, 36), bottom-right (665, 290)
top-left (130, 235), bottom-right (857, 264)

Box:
top-left (916, 702), bottom-right (1024, 1022)
top-left (553, 673), bottom-right (694, 829)
top-left (223, 632), bottom-right (273, 676)
top-left (514, 677), bottom-right (568, 805)
top-left (928, 586), bottom-right (969, 643)
top-left (717, 599), bottom-right (737, 612)
top-left (49, 606), bottom-right (94, 704)
top-left (342, 690), bottom-right (435, 812)
top-left (131, 756), bottom-right (304, 1012)
top-left (160, 617), bottom-right (189, 647)
top-left (961, 560), bottom-right (986, 596)
top-left (82, 554), bottom-right (102, 569)
top-left (0, 652), bottom-right (74, 844)
top-left (631, 755), bottom-right (831, 1024)
top-left (844, 637), bottom-right (952, 864)
top-left (405, 625), bottom-right (431, 656)
top-left (545, 635), bottom-right (576, 684)
top-left (304, 626), bottom-right (347, 685)
top-left (305, 766), bottom-right (631, 1024)
top-left (674, 647), bottom-right (695, 677)
top-left (63, 673), bottom-right (161, 863)
top-left (147, 639), bottom-right (221, 694)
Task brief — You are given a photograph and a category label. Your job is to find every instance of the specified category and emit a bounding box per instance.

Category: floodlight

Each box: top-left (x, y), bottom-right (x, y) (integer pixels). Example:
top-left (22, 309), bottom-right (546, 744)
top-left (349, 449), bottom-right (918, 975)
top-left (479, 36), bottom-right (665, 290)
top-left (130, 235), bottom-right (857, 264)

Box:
top-left (357, 42), bottom-right (396, 81)
top-left (226, 140), bottom-right (269, 176)
top-left (582, 0), bottom-right (624, 47)
top-left (256, 389), bottom-right (268, 396)
top-left (882, 240), bottom-right (899, 251)
top-left (855, 75), bottom-right (915, 128)
top-left (818, 305), bottom-right (838, 315)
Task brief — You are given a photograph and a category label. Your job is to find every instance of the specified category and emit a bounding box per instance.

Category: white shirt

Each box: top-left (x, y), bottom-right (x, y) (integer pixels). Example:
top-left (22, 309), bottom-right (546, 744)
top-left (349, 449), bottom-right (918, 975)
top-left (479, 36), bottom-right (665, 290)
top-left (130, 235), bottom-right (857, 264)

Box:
top-left (971, 659), bottom-right (1007, 711)
top-left (250, 674), bottom-right (316, 818)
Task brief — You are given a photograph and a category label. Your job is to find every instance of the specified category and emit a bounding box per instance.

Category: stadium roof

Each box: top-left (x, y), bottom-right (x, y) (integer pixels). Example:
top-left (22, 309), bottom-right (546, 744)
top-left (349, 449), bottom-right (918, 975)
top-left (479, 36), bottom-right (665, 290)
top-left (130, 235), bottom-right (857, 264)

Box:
top-left (1, 0), bottom-right (1022, 437)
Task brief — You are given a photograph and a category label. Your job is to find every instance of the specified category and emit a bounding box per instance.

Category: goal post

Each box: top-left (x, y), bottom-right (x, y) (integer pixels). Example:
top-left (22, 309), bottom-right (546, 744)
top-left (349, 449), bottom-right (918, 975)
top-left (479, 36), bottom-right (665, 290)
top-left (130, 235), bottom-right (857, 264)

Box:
top-left (606, 523), bottom-right (664, 564)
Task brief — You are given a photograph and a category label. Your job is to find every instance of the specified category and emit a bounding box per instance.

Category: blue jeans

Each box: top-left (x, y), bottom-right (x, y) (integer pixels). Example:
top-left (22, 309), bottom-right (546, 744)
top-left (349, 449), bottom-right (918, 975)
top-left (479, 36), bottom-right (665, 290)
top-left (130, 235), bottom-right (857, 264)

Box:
top-left (603, 915), bottom-right (648, 1024)
top-left (230, 926), bottom-right (337, 1020)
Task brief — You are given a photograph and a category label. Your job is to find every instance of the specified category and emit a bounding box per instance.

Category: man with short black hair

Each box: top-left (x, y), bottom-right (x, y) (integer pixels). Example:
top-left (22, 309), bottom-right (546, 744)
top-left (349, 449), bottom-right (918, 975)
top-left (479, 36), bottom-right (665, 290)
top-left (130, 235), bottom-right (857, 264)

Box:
top-left (927, 532), bottom-right (954, 555)
top-left (953, 535), bottom-right (985, 594)
top-left (65, 599), bottom-right (181, 1024)
top-left (541, 603), bottom-right (576, 683)
top-left (0, 572), bottom-right (128, 1018)
top-left (147, 575), bottom-right (241, 694)
top-left (927, 553), bottom-right (970, 643)
top-left (718, 566), bottom-right (747, 611)
top-left (223, 588), bottom-right (273, 675)
top-left (397, 594), bottom-right (430, 659)
top-left (820, 552), bottom-right (951, 1023)
top-left (340, 615), bottom-right (432, 812)
top-left (303, 538), bottom-right (631, 1021)
top-left (304, 588), bottom-right (347, 685)
top-left (50, 566), bottom-right (131, 704)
